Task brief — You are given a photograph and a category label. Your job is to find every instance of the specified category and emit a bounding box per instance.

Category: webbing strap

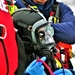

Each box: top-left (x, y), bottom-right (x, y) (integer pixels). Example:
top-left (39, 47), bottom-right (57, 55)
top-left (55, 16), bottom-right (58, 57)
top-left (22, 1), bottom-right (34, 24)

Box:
top-left (18, 22), bottom-right (28, 29)
top-left (52, 3), bottom-right (60, 24)
top-left (0, 26), bottom-right (2, 36)
top-left (22, 0), bottom-right (29, 7)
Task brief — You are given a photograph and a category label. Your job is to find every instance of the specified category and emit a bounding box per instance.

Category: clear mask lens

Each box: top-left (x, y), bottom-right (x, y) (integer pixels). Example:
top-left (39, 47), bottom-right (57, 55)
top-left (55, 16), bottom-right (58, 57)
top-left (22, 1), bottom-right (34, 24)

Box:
top-left (38, 25), bottom-right (54, 45)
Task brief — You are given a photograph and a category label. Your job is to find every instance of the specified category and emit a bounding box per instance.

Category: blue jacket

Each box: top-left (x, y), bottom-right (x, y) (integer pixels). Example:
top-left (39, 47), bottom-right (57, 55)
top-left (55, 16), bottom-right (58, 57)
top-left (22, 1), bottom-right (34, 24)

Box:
top-left (15, 0), bottom-right (75, 44)
top-left (15, 0), bottom-right (25, 8)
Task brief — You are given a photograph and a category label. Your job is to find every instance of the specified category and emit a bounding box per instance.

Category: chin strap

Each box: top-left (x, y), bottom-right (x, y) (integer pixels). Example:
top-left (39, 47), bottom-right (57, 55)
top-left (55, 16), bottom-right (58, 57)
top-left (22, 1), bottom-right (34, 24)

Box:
top-left (37, 59), bottom-right (55, 75)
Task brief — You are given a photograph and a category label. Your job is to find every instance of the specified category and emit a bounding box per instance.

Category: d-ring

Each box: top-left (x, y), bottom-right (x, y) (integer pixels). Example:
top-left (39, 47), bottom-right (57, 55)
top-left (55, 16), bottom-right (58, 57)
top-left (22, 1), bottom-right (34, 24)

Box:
top-left (0, 24), bottom-right (7, 39)
top-left (28, 25), bottom-right (32, 31)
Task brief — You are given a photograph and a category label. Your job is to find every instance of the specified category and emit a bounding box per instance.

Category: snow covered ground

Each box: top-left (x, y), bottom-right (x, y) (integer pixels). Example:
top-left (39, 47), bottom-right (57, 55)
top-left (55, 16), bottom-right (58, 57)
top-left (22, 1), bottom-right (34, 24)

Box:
top-left (57, 0), bottom-right (75, 15)
top-left (67, 5), bottom-right (75, 16)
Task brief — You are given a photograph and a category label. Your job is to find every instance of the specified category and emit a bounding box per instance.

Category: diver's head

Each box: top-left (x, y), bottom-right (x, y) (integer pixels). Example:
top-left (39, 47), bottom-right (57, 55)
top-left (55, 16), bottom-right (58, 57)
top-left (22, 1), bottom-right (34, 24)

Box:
top-left (12, 8), bottom-right (55, 53)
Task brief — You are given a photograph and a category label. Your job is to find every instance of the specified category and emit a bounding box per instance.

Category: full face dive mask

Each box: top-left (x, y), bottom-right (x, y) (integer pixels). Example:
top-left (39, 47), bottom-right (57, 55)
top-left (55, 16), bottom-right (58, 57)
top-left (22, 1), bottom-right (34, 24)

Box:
top-left (12, 8), bottom-right (55, 55)
top-left (31, 19), bottom-right (55, 51)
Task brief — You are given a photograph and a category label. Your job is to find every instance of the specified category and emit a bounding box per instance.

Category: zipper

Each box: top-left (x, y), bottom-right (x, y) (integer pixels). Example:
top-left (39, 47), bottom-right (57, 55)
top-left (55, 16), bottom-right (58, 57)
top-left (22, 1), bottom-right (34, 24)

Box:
top-left (0, 39), bottom-right (9, 75)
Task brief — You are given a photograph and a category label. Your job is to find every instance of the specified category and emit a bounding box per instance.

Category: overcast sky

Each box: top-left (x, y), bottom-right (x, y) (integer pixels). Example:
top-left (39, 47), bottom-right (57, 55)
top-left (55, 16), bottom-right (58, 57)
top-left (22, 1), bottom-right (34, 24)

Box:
top-left (57, 0), bottom-right (75, 15)
top-left (57, 0), bottom-right (75, 5)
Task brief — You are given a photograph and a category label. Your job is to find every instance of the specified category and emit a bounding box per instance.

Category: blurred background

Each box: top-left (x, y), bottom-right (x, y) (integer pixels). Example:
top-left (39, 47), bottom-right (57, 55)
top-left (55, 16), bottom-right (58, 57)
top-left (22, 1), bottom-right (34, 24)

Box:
top-left (57, 0), bottom-right (75, 15)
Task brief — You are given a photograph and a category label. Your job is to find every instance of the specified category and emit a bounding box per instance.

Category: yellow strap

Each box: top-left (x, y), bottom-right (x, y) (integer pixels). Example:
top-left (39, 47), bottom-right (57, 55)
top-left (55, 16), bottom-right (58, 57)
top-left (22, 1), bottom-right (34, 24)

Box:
top-left (7, 5), bottom-right (18, 15)
top-left (53, 17), bottom-right (59, 24)
top-left (55, 58), bottom-right (62, 68)
top-left (53, 17), bottom-right (56, 24)
top-left (31, 6), bottom-right (37, 9)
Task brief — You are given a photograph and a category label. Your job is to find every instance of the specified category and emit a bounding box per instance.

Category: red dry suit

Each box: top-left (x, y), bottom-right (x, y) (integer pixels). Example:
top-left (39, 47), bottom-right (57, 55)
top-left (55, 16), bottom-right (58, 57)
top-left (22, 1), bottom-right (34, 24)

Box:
top-left (55, 42), bottom-right (72, 69)
top-left (0, 0), bottom-right (18, 75)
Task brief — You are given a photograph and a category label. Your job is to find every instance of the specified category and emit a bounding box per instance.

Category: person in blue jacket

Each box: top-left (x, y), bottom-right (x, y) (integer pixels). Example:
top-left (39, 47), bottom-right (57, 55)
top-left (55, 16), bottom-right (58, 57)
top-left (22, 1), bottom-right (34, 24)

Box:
top-left (15, 0), bottom-right (75, 44)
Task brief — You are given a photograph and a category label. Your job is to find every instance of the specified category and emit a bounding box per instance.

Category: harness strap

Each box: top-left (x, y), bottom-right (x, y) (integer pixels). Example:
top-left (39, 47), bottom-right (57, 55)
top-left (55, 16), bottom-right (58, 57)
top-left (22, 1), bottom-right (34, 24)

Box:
top-left (50, 2), bottom-right (60, 24)
top-left (18, 22), bottom-right (28, 29)
top-left (22, 0), bottom-right (29, 7)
